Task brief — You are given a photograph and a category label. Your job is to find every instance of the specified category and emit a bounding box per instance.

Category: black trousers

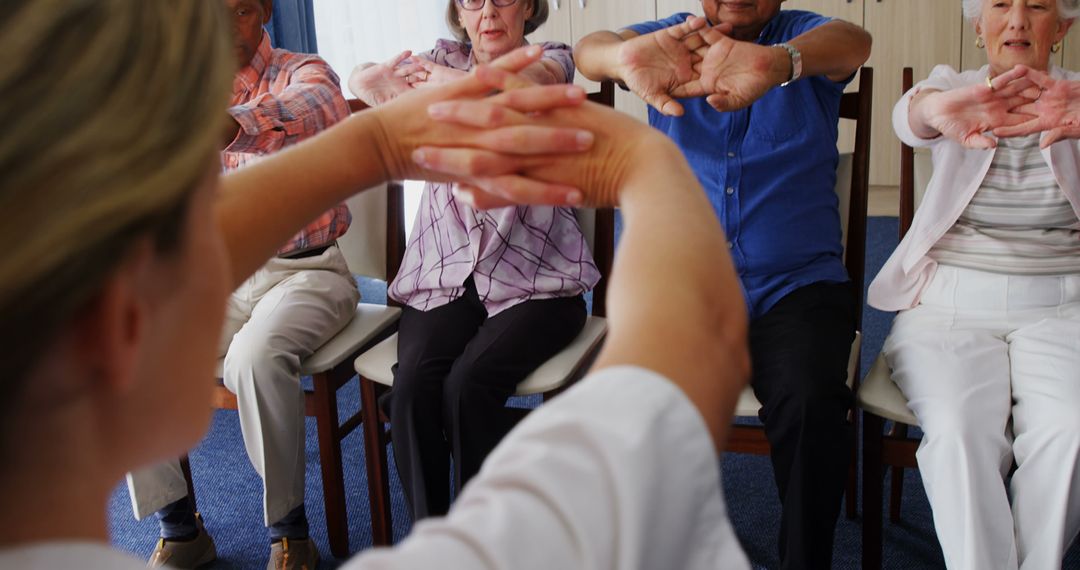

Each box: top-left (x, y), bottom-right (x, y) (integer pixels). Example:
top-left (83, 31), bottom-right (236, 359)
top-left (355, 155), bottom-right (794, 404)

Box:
top-left (389, 278), bottom-right (586, 520)
top-left (749, 281), bottom-right (856, 570)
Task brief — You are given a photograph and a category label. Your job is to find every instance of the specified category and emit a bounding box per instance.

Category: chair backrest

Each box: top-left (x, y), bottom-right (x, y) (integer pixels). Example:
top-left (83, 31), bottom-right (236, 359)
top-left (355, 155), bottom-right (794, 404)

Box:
top-left (899, 67), bottom-right (934, 240)
top-left (574, 81), bottom-right (617, 318)
top-left (837, 67), bottom-right (873, 326)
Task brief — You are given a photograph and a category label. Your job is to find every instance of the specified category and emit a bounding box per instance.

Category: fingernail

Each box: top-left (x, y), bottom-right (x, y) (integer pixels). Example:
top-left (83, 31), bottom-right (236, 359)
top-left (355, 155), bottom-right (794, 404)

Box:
top-left (412, 149), bottom-right (429, 167)
top-left (567, 86), bottom-right (585, 100)
top-left (566, 190), bottom-right (583, 206)
top-left (428, 103), bottom-right (450, 118)
top-left (526, 45), bottom-right (542, 57)
top-left (576, 131), bottom-right (594, 149)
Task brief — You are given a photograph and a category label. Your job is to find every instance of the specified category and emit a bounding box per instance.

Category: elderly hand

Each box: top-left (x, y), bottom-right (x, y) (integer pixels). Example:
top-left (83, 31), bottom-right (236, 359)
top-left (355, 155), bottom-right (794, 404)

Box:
top-left (992, 67), bottom-right (1080, 147)
top-left (370, 46), bottom-right (597, 206)
top-left (408, 59), bottom-right (469, 88)
top-left (613, 16), bottom-right (709, 116)
top-left (670, 26), bottom-right (788, 112)
top-left (910, 65), bottom-right (1037, 149)
top-left (348, 50), bottom-right (415, 107)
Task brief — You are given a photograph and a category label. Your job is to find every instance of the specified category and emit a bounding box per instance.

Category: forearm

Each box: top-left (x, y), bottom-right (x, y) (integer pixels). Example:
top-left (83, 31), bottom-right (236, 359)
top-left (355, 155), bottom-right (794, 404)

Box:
top-left (228, 78), bottom-right (349, 153)
top-left (906, 88), bottom-right (945, 140)
top-left (785, 20), bottom-right (871, 84)
top-left (216, 110), bottom-right (391, 285)
top-left (573, 30), bottom-right (630, 82)
top-left (593, 138), bottom-right (749, 451)
top-left (518, 59), bottom-right (564, 85)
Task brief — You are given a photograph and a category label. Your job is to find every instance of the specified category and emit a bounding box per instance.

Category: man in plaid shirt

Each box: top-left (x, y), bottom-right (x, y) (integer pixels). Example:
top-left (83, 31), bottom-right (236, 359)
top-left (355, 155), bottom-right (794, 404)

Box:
top-left (126, 1), bottom-right (356, 568)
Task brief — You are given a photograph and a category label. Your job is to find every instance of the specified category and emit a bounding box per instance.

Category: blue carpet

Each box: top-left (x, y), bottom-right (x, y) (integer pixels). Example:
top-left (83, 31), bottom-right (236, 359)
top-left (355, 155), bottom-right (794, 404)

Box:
top-left (107, 216), bottom-right (1080, 569)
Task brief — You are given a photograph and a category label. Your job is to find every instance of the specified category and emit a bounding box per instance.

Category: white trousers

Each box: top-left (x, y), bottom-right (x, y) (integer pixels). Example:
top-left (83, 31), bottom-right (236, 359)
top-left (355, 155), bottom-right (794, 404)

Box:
top-left (883, 265), bottom-right (1080, 570)
top-left (127, 246), bottom-right (359, 525)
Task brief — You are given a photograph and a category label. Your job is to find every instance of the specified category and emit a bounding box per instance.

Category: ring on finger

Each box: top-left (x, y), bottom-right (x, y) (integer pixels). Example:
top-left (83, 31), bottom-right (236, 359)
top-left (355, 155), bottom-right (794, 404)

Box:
top-left (986, 75), bottom-right (995, 91)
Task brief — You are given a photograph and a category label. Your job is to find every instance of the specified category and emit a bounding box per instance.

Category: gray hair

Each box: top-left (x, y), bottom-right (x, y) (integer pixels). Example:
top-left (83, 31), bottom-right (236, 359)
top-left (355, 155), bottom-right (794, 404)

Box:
top-left (0, 0), bottom-right (233, 403)
top-left (446, 0), bottom-right (549, 44)
top-left (963, 0), bottom-right (1080, 20)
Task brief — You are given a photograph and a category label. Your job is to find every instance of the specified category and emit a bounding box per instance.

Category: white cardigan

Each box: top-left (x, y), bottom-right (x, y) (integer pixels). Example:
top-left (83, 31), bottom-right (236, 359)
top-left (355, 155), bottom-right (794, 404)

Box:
top-left (868, 64), bottom-right (1080, 311)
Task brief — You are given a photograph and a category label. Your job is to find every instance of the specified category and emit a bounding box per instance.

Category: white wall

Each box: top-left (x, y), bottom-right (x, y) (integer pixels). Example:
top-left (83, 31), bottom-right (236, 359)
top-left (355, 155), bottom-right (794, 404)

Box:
top-left (313, 0), bottom-right (453, 239)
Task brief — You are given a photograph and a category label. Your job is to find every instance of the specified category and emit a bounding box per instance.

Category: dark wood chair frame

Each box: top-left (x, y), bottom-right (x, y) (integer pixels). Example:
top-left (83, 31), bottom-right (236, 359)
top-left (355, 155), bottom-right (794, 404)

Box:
top-left (724, 67), bottom-right (874, 523)
top-left (359, 81), bottom-right (618, 547)
top-left (861, 66), bottom-right (924, 570)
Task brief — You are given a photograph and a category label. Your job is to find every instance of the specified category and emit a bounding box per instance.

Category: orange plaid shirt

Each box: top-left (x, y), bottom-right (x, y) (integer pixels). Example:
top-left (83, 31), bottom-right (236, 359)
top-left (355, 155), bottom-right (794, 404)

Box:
top-left (224, 32), bottom-right (351, 256)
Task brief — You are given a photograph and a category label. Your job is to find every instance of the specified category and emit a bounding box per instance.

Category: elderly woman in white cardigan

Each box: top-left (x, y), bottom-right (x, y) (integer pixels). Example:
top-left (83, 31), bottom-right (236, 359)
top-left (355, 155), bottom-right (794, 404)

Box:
top-left (868, 1), bottom-right (1080, 568)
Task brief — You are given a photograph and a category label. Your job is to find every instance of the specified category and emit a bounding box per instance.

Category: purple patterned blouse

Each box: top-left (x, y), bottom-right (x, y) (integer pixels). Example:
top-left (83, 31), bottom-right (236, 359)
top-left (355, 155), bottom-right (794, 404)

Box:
top-left (389, 39), bottom-right (599, 316)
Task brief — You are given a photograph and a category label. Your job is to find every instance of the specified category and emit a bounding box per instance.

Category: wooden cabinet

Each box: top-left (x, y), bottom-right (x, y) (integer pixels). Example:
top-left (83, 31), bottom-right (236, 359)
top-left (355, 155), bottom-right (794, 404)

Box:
top-left (530, 0), bottom-right (655, 120)
top-left (784, 1), bottom-right (961, 185)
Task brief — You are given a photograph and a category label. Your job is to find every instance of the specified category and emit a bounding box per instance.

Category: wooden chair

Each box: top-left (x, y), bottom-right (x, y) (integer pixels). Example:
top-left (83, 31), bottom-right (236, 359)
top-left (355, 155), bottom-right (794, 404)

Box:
top-left (725, 67), bottom-right (874, 522)
top-left (857, 66), bottom-right (932, 570)
top-left (184, 98), bottom-right (408, 559)
top-left (352, 81), bottom-right (617, 546)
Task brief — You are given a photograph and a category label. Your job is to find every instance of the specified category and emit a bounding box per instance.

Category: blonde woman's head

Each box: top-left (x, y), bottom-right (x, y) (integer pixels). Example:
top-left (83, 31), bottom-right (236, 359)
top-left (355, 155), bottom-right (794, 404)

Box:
top-left (0, 0), bottom-right (234, 457)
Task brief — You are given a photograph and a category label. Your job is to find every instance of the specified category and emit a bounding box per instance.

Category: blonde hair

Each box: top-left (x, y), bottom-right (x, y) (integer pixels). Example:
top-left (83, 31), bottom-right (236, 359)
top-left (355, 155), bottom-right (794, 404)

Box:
top-left (962, 0), bottom-right (1080, 19)
top-left (446, 0), bottom-right (549, 44)
top-left (0, 0), bottom-right (233, 390)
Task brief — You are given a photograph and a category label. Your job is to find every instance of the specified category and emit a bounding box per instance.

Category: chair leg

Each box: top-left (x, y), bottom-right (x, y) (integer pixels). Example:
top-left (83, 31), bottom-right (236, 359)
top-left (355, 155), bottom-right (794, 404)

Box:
top-left (888, 423), bottom-right (909, 522)
top-left (180, 455), bottom-right (198, 512)
top-left (312, 370), bottom-right (350, 558)
top-left (360, 377), bottom-right (393, 546)
top-left (862, 411), bottom-right (885, 570)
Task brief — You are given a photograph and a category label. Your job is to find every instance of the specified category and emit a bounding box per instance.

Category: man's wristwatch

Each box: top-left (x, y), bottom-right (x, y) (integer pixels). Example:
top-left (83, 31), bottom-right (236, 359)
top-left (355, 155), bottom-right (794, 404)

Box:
top-left (774, 43), bottom-right (802, 87)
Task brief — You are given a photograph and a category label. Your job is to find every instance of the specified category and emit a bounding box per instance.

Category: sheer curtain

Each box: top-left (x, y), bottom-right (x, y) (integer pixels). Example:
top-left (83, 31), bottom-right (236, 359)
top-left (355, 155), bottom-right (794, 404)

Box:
top-left (313, 0), bottom-right (453, 240)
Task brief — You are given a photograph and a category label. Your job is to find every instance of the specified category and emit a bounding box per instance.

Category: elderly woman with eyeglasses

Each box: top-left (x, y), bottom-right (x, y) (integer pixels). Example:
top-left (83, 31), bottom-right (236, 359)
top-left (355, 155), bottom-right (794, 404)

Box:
top-left (349, 0), bottom-right (598, 522)
top-left (868, 0), bottom-right (1080, 567)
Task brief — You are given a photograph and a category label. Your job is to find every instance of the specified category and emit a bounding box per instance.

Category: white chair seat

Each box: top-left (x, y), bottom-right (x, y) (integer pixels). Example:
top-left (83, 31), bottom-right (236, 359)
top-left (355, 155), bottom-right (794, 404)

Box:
top-left (856, 353), bottom-right (918, 426)
top-left (215, 302), bottom-right (401, 378)
top-left (735, 331), bottom-right (863, 417)
top-left (354, 316), bottom-right (608, 396)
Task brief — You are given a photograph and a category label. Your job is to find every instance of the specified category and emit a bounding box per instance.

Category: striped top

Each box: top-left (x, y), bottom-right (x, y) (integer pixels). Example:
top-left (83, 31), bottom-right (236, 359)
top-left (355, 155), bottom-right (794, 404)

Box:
top-left (224, 31), bottom-right (352, 256)
top-left (389, 39), bottom-right (599, 316)
top-left (929, 133), bottom-right (1080, 275)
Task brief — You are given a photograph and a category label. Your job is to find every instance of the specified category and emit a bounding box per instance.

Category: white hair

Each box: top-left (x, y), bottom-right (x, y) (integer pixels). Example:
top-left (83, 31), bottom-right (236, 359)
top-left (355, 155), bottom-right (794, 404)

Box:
top-left (963, 0), bottom-right (1080, 20)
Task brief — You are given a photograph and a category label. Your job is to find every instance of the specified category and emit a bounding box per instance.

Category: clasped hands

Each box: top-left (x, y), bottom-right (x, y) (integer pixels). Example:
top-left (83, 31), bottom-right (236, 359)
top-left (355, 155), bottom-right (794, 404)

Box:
top-left (369, 45), bottom-right (672, 210)
top-left (614, 16), bottom-right (788, 117)
top-left (915, 65), bottom-right (1080, 149)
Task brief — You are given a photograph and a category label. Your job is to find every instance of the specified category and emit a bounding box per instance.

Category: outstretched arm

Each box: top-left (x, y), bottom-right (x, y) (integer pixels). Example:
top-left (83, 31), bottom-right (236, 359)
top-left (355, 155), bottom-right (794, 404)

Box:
top-left (905, 65), bottom-right (1036, 148)
top-left (675, 19), bottom-right (871, 111)
top-left (574, 18), bottom-right (710, 116)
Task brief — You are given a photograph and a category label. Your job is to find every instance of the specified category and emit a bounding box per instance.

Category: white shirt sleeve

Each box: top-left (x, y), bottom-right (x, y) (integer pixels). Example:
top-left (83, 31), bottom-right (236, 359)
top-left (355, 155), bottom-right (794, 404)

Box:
top-left (343, 365), bottom-right (750, 570)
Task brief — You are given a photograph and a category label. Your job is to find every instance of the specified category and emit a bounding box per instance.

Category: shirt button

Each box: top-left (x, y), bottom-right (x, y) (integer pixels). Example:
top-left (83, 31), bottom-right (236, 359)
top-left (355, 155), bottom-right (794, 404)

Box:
top-left (727, 241), bottom-right (734, 249)
top-left (726, 187), bottom-right (735, 195)
top-left (727, 152), bottom-right (736, 158)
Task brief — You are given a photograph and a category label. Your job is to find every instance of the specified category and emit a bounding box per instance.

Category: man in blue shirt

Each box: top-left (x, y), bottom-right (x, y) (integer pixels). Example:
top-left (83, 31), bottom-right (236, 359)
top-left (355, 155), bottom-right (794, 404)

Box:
top-left (575, 3), bottom-right (871, 568)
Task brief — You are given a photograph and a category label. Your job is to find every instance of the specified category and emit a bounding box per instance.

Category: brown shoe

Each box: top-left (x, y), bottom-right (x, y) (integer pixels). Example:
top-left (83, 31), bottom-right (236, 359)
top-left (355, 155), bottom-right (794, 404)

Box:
top-left (267, 537), bottom-right (320, 570)
top-left (146, 514), bottom-right (217, 568)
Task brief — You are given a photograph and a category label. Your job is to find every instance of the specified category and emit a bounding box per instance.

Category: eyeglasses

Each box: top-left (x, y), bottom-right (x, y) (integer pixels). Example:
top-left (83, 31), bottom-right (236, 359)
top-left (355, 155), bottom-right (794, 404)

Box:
top-left (456, 0), bottom-right (519, 11)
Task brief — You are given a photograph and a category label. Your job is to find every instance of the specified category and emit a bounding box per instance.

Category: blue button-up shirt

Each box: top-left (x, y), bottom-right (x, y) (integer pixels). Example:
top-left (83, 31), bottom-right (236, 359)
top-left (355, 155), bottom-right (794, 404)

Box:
top-left (628, 10), bottom-right (851, 319)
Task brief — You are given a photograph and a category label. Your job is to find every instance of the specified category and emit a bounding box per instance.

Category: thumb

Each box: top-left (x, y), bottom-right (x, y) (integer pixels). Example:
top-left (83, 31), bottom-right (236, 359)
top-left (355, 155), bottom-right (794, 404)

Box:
top-left (963, 132), bottom-right (997, 149)
top-left (1042, 128), bottom-right (1064, 148)
top-left (648, 92), bottom-right (684, 116)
